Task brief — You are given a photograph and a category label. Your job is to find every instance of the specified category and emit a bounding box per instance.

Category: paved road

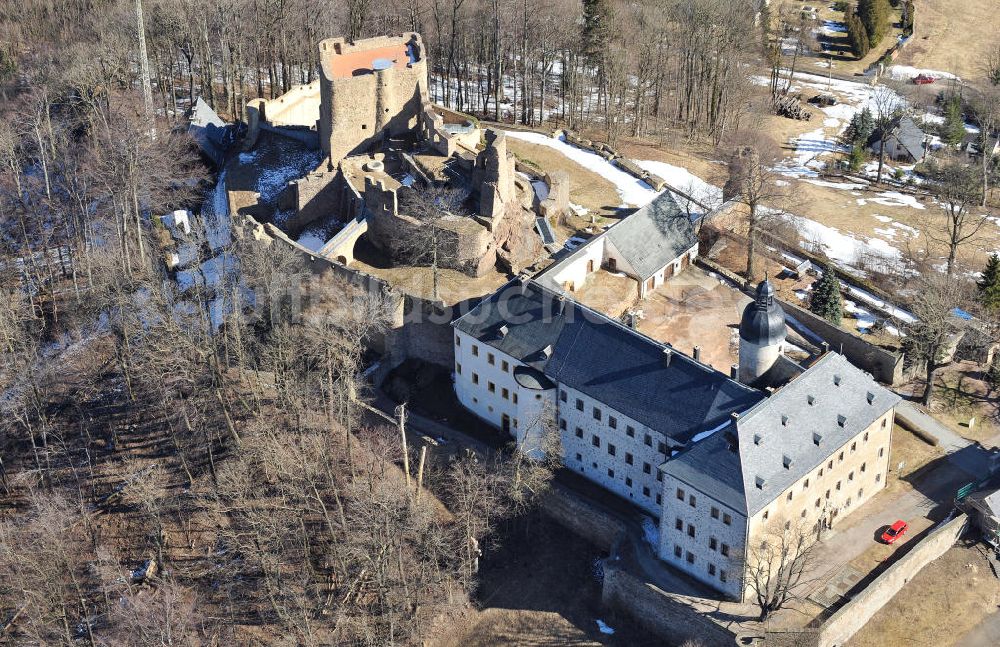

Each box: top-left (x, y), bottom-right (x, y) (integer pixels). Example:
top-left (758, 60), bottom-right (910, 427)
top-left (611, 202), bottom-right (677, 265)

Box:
top-left (960, 607), bottom-right (1000, 647)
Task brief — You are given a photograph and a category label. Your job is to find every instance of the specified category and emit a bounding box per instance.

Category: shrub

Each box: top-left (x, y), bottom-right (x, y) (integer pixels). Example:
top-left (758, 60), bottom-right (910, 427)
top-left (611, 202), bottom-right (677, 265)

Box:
top-left (845, 10), bottom-right (871, 59)
top-left (848, 144), bottom-right (867, 171)
top-left (810, 268), bottom-right (843, 325)
top-left (833, 1), bottom-right (849, 11)
top-left (858, 0), bottom-right (891, 45)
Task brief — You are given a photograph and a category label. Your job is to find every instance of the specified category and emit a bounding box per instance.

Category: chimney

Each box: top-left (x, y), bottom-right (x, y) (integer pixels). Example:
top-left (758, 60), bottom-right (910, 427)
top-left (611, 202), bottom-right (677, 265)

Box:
top-left (541, 344), bottom-right (553, 359)
top-left (556, 295), bottom-right (566, 316)
top-left (662, 348), bottom-right (673, 366)
top-left (497, 324), bottom-right (509, 339)
top-left (730, 364), bottom-right (739, 379)
top-left (693, 346), bottom-right (701, 362)
top-left (821, 341), bottom-right (830, 354)
top-left (730, 412), bottom-right (740, 425)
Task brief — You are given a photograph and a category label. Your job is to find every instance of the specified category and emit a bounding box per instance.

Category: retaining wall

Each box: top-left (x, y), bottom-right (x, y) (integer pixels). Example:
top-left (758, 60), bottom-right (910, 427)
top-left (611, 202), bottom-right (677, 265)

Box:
top-left (816, 513), bottom-right (968, 647)
top-left (601, 565), bottom-right (738, 647)
top-left (539, 483), bottom-right (627, 551)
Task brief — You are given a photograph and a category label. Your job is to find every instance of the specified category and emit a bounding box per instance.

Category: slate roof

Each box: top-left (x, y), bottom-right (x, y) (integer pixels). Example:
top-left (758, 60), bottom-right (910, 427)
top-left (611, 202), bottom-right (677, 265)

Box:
top-left (604, 191), bottom-right (697, 279)
top-left (664, 352), bottom-right (900, 515)
top-left (870, 116), bottom-right (925, 161)
top-left (453, 279), bottom-right (763, 444)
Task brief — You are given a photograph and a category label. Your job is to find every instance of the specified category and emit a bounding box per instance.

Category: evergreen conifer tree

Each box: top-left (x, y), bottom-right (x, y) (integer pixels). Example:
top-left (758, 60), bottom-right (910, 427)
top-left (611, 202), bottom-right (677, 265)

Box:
top-left (810, 268), bottom-right (843, 325)
top-left (977, 253), bottom-right (1000, 310)
top-left (943, 94), bottom-right (967, 146)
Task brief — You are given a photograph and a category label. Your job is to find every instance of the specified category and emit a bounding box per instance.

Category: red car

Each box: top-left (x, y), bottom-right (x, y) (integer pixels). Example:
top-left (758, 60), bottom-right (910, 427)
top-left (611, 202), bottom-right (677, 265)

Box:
top-left (912, 74), bottom-right (936, 85)
top-left (881, 520), bottom-right (908, 544)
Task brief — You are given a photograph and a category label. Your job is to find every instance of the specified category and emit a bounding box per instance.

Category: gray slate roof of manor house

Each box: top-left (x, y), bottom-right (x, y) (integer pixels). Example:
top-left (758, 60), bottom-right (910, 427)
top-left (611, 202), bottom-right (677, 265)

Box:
top-left (664, 352), bottom-right (900, 516)
top-left (453, 279), bottom-right (763, 445)
top-left (604, 191), bottom-right (697, 279)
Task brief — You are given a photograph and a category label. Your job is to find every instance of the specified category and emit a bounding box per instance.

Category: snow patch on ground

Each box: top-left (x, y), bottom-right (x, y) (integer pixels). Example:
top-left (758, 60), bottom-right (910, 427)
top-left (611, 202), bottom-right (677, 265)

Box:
top-left (871, 192), bottom-right (925, 209)
top-left (886, 65), bottom-right (960, 82)
top-left (502, 130), bottom-right (657, 206)
top-left (595, 620), bottom-right (616, 635)
top-left (805, 179), bottom-right (867, 190)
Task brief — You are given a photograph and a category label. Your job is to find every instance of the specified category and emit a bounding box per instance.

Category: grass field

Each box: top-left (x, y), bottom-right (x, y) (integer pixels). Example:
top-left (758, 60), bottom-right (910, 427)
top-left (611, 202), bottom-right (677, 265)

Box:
top-left (896, 0), bottom-right (1000, 82)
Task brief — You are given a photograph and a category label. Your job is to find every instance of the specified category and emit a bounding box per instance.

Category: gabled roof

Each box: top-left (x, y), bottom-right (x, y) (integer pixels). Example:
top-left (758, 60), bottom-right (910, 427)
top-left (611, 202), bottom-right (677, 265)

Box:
top-left (883, 116), bottom-right (926, 160)
top-left (453, 279), bottom-right (763, 444)
top-left (604, 191), bottom-right (697, 279)
top-left (664, 352), bottom-right (900, 515)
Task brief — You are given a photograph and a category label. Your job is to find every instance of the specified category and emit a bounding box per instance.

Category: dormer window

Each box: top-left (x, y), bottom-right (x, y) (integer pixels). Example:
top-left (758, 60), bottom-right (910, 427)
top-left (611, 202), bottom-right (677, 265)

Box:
top-left (807, 395), bottom-right (815, 406)
top-left (783, 455), bottom-right (792, 469)
top-left (813, 432), bottom-right (822, 446)
top-left (497, 324), bottom-right (509, 339)
top-left (753, 433), bottom-right (763, 446)
top-left (866, 391), bottom-right (875, 405)
top-left (837, 414), bottom-right (847, 428)
top-left (833, 375), bottom-right (841, 386)
top-left (755, 476), bottom-right (766, 490)
top-left (781, 415), bottom-right (789, 427)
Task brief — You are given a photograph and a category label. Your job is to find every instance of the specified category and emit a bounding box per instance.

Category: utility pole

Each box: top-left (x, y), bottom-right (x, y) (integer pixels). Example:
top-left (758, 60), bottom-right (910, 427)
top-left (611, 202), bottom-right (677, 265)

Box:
top-left (135, 0), bottom-right (155, 134)
top-left (397, 403), bottom-right (411, 488)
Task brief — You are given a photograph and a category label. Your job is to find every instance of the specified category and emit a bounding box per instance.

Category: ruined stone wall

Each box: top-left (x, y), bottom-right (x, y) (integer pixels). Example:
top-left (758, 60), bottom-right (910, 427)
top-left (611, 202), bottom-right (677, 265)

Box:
top-left (261, 81), bottom-right (321, 127)
top-left (473, 130), bottom-right (517, 222)
top-left (318, 33), bottom-right (429, 166)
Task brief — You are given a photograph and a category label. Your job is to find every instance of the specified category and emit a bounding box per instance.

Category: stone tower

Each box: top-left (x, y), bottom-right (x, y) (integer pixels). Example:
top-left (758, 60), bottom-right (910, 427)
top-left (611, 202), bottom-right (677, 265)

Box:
top-left (738, 279), bottom-right (787, 385)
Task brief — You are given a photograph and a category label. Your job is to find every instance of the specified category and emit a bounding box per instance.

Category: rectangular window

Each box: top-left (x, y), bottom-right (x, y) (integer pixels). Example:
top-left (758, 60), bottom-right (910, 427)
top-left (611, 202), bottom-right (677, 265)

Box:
top-left (626, 426), bottom-right (635, 438)
top-left (838, 451), bottom-right (844, 462)
top-left (804, 478), bottom-right (810, 489)
top-left (501, 360), bottom-right (509, 372)
top-left (674, 545), bottom-right (682, 558)
top-left (575, 427), bottom-right (583, 439)
top-left (575, 453), bottom-right (582, 462)
top-left (608, 444), bottom-right (616, 457)
top-left (488, 382), bottom-right (495, 393)
top-left (644, 433), bottom-right (653, 447)
top-left (593, 407), bottom-right (602, 421)
top-left (643, 486), bottom-right (651, 497)
top-left (501, 387), bottom-right (509, 400)
top-left (711, 507), bottom-right (720, 519)
top-left (675, 518), bottom-right (683, 530)
top-left (688, 494), bottom-right (696, 507)
top-left (560, 390), bottom-right (567, 402)
top-left (686, 551), bottom-right (695, 564)
top-left (687, 524), bottom-right (695, 538)
top-left (676, 488), bottom-right (685, 500)
top-left (864, 431), bottom-right (869, 442)
top-left (592, 435), bottom-right (601, 448)
top-left (709, 537), bottom-right (718, 550)
top-left (559, 418), bottom-right (567, 430)
top-left (487, 353), bottom-right (495, 365)
top-left (721, 543), bottom-right (730, 557)
top-left (763, 510), bottom-right (769, 521)
top-left (607, 468), bottom-right (614, 478)
top-left (787, 491), bottom-right (793, 502)
top-left (644, 463), bottom-right (652, 475)
top-left (879, 447), bottom-right (885, 458)
top-left (512, 393), bottom-right (518, 404)
top-left (720, 569), bottom-right (728, 583)
top-left (625, 453), bottom-right (634, 465)
top-left (708, 563), bottom-right (716, 576)
top-left (472, 373), bottom-right (479, 385)
top-left (455, 336), bottom-right (461, 347)
top-left (851, 441), bottom-right (857, 453)
top-left (609, 416), bottom-right (618, 429)
top-left (861, 462), bottom-right (867, 473)
top-left (656, 471), bottom-right (663, 482)
top-left (658, 441), bottom-right (667, 454)
top-left (625, 477), bottom-right (632, 487)
top-left (472, 345), bottom-right (479, 357)
top-left (876, 473), bottom-right (882, 483)
top-left (656, 494), bottom-right (662, 505)
top-left (456, 363), bottom-right (462, 375)
top-left (848, 471), bottom-right (854, 482)
top-left (723, 513), bottom-right (732, 526)
top-left (576, 399), bottom-right (584, 411)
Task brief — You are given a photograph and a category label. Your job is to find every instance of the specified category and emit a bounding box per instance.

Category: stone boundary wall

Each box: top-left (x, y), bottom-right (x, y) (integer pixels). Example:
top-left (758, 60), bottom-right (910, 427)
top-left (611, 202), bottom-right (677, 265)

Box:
top-left (814, 513), bottom-right (968, 647)
top-left (601, 565), bottom-right (738, 647)
top-left (778, 297), bottom-right (904, 385)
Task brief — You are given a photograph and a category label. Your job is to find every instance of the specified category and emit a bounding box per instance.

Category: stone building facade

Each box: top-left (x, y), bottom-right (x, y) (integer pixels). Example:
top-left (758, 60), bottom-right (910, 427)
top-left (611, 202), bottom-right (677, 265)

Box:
top-left (659, 352), bottom-right (899, 600)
